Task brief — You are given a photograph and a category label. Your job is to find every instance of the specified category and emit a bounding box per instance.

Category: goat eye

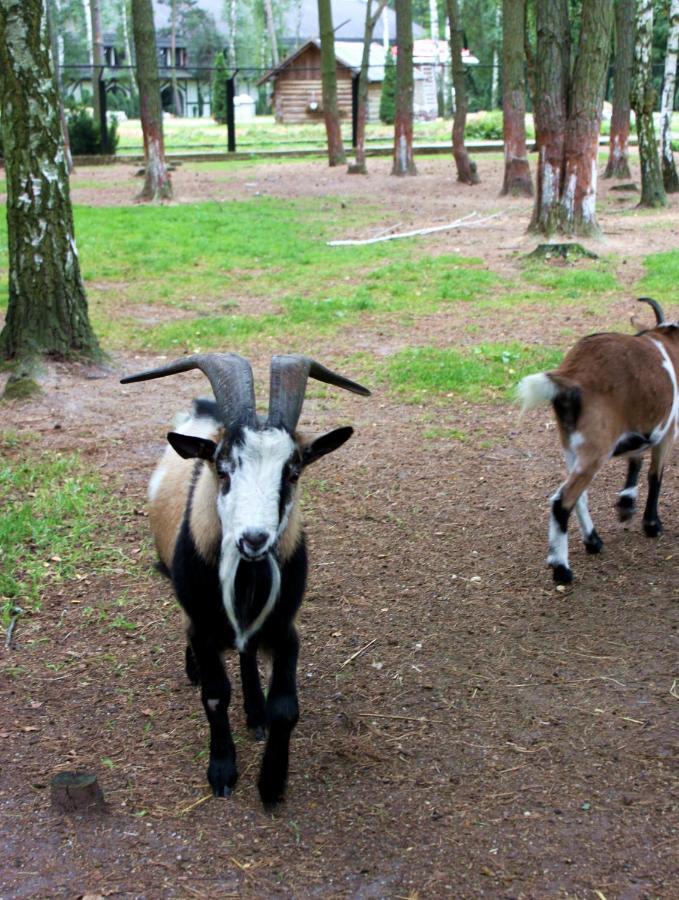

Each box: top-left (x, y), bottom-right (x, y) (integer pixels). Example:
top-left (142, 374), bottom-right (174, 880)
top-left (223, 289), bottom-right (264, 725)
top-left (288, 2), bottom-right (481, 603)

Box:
top-left (288, 468), bottom-right (300, 484)
top-left (218, 471), bottom-right (231, 490)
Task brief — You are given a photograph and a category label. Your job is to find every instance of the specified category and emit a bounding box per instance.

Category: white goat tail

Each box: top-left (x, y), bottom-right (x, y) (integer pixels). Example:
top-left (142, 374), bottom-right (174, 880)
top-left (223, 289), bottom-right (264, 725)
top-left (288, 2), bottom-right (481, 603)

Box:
top-left (517, 372), bottom-right (558, 414)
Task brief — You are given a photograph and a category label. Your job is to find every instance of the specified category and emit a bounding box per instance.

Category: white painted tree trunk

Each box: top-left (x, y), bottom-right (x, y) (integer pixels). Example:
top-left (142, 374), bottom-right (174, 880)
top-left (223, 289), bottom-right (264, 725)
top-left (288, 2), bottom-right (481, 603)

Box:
top-left (660, 0), bottom-right (679, 191)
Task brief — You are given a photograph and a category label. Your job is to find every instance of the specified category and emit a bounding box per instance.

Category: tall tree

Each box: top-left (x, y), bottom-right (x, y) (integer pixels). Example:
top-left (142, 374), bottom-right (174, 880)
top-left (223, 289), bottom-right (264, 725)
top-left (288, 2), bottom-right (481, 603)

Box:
top-left (604, 0), bottom-right (635, 178)
top-left (47, 0), bottom-right (73, 173)
top-left (318, 0), bottom-right (346, 166)
top-left (530, 0), bottom-right (613, 237)
top-left (392, 0), bottom-right (416, 175)
top-left (351, 0), bottom-right (389, 174)
top-left (263, 0), bottom-right (279, 68)
top-left (631, 0), bottom-right (666, 207)
top-left (0, 0), bottom-right (101, 370)
top-left (170, 0), bottom-right (180, 114)
top-left (131, 0), bottom-right (173, 200)
top-left (660, 0), bottom-right (679, 192)
top-left (501, 0), bottom-right (532, 196)
top-left (227, 0), bottom-right (236, 68)
top-left (446, 0), bottom-right (478, 184)
top-left (88, 0), bottom-right (104, 127)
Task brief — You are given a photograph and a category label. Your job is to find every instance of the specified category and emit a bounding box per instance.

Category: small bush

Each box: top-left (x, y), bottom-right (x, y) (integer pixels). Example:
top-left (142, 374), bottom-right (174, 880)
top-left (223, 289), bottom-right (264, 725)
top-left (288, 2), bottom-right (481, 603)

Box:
top-left (67, 107), bottom-right (119, 156)
top-left (464, 110), bottom-right (504, 140)
top-left (212, 51), bottom-right (229, 124)
top-left (379, 52), bottom-right (396, 125)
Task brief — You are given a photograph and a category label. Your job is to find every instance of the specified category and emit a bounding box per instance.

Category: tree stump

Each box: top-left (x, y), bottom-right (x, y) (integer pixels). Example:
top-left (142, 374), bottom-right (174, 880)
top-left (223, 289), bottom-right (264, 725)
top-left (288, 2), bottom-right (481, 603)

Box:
top-left (51, 772), bottom-right (106, 814)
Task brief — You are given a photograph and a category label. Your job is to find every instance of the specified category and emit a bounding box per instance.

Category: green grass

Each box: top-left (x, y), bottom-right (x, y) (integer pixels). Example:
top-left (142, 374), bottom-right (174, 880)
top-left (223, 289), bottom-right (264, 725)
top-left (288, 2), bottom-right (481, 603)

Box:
top-left (0, 435), bottom-right (130, 626)
top-left (638, 250), bottom-right (679, 305)
top-left (382, 343), bottom-right (563, 402)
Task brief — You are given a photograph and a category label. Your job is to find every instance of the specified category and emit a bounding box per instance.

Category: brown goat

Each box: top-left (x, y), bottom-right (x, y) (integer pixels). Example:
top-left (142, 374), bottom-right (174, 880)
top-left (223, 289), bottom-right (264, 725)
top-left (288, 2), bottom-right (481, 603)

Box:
top-left (518, 298), bottom-right (678, 584)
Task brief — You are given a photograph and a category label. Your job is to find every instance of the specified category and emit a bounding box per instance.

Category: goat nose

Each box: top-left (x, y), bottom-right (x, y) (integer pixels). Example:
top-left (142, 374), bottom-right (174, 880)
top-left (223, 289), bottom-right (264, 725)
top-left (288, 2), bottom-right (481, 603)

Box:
top-left (241, 530), bottom-right (268, 555)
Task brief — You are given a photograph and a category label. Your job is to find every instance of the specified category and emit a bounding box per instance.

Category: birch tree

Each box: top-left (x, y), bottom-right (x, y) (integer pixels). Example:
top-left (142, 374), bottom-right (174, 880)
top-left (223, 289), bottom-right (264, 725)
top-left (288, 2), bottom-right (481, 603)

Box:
top-left (0, 0), bottom-right (101, 370)
top-left (263, 0), bottom-right (279, 67)
top-left (446, 0), bottom-right (478, 183)
top-left (501, 0), bottom-right (532, 196)
top-left (351, 0), bottom-right (389, 174)
top-left (660, 0), bottom-right (679, 193)
top-left (604, 0), bottom-right (635, 179)
top-left (131, 0), bottom-right (172, 200)
top-left (318, 0), bottom-right (346, 166)
top-left (631, 0), bottom-right (666, 206)
top-left (530, 0), bottom-right (613, 237)
top-left (88, 0), bottom-right (104, 126)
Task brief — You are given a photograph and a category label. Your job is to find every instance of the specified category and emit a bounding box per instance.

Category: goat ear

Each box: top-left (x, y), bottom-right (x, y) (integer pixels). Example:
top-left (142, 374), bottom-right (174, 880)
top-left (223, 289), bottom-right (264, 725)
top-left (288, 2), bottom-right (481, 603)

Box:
top-left (302, 426), bottom-right (354, 467)
top-left (167, 432), bottom-right (217, 461)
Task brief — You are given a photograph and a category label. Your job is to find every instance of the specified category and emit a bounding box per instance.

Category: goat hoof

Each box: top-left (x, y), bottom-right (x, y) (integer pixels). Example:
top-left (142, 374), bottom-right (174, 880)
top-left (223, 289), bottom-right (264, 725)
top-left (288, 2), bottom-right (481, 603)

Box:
top-left (258, 774), bottom-right (286, 807)
top-left (552, 564), bottom-right (573, 585)
top-left (250, 725), bottom-right (267, 742)
top-left (207, 759), bottom-right (237, 797)
top-left (643, 519), bottom-right (663, 538)
top-left (584, 530), bottom-right (603, 554)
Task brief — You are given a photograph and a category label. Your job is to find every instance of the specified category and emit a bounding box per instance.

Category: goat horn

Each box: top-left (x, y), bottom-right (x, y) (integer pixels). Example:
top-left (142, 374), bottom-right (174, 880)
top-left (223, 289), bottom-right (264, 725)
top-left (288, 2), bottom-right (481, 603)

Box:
top-left (267, 355), bottom-right (371, 432)
top-left (120, 353), bottom-right (257, 431)
top-left (637, 297), bottom-right (665, 325)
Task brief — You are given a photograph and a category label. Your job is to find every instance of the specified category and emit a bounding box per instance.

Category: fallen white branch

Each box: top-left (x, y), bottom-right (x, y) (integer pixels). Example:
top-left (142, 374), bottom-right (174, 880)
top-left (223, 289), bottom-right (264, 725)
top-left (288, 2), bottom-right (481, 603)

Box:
top-left (327, 211), bottom-right (502, 246)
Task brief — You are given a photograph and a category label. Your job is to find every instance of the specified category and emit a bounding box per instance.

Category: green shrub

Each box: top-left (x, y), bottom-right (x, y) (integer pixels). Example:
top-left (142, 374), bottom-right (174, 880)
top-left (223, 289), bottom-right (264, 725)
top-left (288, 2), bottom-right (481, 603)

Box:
top-left (212, 51), bottom-right (229, 124)
top-left (67, 107), bottom-right (119, 155)
top-left (379, 51), bottom-right (396, 125)
top-left (464, 110), bottom-right (504, 140)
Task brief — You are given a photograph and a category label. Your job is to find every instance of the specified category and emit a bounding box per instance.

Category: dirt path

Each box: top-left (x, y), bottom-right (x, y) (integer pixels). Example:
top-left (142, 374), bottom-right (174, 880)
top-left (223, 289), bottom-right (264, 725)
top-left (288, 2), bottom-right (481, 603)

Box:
top-left (1, 158), bottom-right (678, 899)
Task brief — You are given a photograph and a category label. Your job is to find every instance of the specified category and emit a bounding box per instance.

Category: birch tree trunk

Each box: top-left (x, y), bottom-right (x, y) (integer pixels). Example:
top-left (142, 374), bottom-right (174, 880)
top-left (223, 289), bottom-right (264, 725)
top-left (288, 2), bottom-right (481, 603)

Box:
top-left (392, 0), bottom-right (416, 175)
top-left (0, 0), bottom-right (100, 364)
top-left (446, 0), bottom-right (478, 183)
top-left (131, 0), bottom-right (173, 200)
top-left (171, 0), bottom-right (180, 115)
top-left (263, 0), bottom-right (279, 68)
top-left (429, 0), bottom-right (443, 116)
top-left (631, 0), bottom-right (666, 207)
top-left (352, 0), bottom-right (388, 173)
top-left (121, 0), bottom-right (133, 68)
top-left (604, 0), bottom-right (634, 179)
top-left (47, 0), bottom-right (73, 173)
top-left (501, 0), bottom-right (532, 196)
top-left (529, 0), bottom-right (569, 232)
top-left (81, 0), bottom-right (93, 64)
top-left (89, 0), bottom-right (104, 126)
top-left (227, 0), bottom-right (236, 69)
top-left (660, 0), bottom-right (679, 192)
top-left (555, 0), bottom-right (613, 235)
top-left (318, 0), bottom-right (346, 166)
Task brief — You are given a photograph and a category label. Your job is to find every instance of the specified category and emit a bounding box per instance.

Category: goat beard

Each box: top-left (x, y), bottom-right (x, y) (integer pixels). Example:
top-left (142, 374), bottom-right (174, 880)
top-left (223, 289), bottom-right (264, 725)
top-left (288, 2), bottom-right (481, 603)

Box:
top-left (219, 538), bottom-right (281, 652)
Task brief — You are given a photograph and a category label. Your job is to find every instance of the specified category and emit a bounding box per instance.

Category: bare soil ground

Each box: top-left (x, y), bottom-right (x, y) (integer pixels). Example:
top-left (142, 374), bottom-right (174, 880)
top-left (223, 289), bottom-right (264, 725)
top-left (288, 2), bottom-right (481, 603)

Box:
top-left (1, 157), bottom-right (678, 899)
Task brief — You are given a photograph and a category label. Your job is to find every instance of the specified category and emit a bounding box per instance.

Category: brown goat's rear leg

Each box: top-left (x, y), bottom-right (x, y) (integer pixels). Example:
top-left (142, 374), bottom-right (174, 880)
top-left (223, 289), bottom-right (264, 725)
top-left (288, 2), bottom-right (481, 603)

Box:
top-left (616, 457), bottom-right (643, 522)
top-left (549, 455), bottom-right (604, 584)
top-left (643, 440), bottom-right (671, 537)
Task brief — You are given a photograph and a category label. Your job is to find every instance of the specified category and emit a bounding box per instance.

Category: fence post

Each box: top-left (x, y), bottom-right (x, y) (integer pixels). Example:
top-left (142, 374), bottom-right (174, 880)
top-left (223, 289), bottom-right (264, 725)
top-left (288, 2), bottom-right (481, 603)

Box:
top-left (351, 74), bottom-right (359, 149)
top-left (98, 70), bottom-right (108, 155)
top-left (227, 75), bottom-right (236, 152)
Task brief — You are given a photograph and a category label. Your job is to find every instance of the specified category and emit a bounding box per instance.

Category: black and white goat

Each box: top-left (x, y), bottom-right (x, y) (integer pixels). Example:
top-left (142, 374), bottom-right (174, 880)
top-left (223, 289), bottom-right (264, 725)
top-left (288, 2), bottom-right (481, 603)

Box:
top-left (518, 298), bottom-right (678, 585)
top-left (121, 353), bottom-right (370, 804)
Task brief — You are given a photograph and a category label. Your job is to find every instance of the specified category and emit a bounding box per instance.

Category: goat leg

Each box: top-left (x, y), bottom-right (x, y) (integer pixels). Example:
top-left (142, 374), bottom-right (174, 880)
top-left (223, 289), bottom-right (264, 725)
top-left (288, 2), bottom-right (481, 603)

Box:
top-left (258, 627), bottom-right (299, 806)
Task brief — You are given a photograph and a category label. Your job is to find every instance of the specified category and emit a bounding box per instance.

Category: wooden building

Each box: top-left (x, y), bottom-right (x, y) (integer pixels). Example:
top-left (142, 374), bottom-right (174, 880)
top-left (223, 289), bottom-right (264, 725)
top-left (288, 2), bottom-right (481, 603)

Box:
top-left (258, 40), bottom-right (385, 125)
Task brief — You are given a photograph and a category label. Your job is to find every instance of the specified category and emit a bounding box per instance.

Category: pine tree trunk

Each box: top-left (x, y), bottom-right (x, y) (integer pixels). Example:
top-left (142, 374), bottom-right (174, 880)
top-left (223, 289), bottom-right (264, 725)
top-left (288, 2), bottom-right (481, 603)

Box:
top-left (352, 0), bottom-right (388, 173)
top-left (131, 0), bottom-right (172, 201)
top-left (263, 0), bottom-right (279, 68)
top-left (556, 0), bottom-right (613, 235)
top-left (632, 0), bottom-right (667, 207)
top-left (529, 0), bottom-right (570, 233)
top-left (604, 0), bottom-right (634, 179)
top-left (446, 0), bottom-right (478, 183)
top-left (318, 0), bottom-right (346, 166)
top-left (660, 0), bottom-right (679, 193)
top-left (392, 0), bottom-right (416, 175)
top-left (89, 0), bottom-right (104, 126)
top-left (0, 0), bottom-right (100, 362)
top-left (501, 0), bottom-right (532, 196)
